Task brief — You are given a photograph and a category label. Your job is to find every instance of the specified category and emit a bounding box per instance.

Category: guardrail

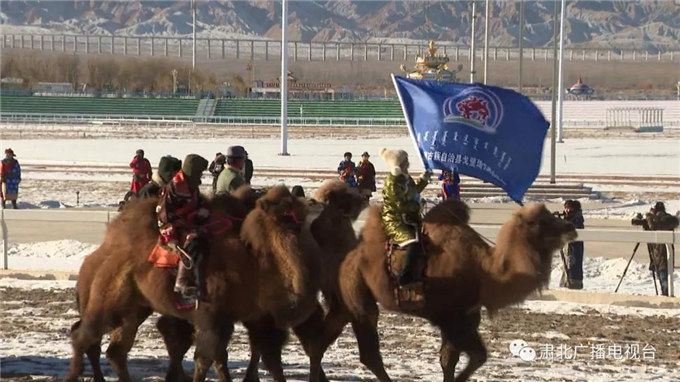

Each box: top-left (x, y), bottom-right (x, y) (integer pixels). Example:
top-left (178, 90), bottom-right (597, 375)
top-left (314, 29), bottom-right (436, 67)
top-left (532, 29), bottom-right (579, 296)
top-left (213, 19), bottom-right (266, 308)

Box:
top-left (1, 209), bottom-right (676, 296)
top-left (4, 112), bottom-right (678, 128)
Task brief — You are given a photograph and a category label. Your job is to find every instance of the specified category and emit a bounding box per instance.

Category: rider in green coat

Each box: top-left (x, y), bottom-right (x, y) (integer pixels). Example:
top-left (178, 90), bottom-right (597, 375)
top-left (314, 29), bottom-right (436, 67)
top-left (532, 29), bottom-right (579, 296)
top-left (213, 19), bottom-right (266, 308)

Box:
top-left (379, 148), bottom-right (431, 286)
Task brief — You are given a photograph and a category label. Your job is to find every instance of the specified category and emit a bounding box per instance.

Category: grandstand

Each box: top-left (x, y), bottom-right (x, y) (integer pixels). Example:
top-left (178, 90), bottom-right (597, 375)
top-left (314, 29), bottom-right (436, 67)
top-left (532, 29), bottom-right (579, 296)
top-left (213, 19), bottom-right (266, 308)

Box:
top-left (0, 95), bottom-right (200, 116)
top-left (213, 98), bottom-right (403, 118)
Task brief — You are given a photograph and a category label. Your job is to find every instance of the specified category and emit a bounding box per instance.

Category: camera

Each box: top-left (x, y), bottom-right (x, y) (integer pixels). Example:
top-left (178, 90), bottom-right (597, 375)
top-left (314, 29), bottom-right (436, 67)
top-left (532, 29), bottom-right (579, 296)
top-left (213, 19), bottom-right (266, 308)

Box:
top-left (552, 211), bottom-right (566, 218)
top-left (631, 212), bottom-right (646, 227)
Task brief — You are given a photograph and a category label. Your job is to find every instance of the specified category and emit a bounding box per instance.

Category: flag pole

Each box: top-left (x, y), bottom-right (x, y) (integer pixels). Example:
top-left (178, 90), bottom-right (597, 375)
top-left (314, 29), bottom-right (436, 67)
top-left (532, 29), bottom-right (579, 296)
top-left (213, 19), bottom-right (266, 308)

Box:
top-left (518, 0), bottom-right (524, 93)
top-left (391, 74), bottom-right (427, 171)
top-left (280, 0), bottom-right (289, 156)
top-left (483, 0), bottom-right (490, 84)
top-left (550, 0), bottom-right (559, 184)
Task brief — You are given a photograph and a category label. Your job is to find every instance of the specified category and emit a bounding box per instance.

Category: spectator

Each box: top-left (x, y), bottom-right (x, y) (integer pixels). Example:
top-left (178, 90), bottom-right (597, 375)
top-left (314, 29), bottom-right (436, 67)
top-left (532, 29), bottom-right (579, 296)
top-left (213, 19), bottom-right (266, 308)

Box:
top-left (244, 151), bottom-right (254, 185)
top-left (1, 148), bottom-right (21, 209)
top-left (356, 151), bottom-right (376, 201)
top-left (337, 152), bottom-right (358, 188)
top-left (560, 200), bottom-right (584, 290)
top-left (209, 152), bottom-right (226, 192)
top-left (129, 149), bottom-right (152, 195)
top-left (645, 202), bottom-right (679, 296)
top-left (439, 169), bottom-right (461, 201)
top-left (215, 146), bottom-right (246, 195)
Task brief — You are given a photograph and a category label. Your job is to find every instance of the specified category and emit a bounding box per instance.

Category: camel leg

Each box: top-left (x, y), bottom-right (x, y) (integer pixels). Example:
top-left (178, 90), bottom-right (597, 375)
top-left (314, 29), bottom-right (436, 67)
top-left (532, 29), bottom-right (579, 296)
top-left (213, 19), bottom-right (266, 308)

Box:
top-left (105, 308), bottom-right (152, 382)
top-left (192, 321), bottom-right (233, 382)
top-left (70, 320), bottom-right (106, 382)
top-left (244, 317), bottom-right (288, 382)
top-left (438, 332), bottom-right (460, 382)
top-left (438, 311), bottom-right (487, 382)
top-left (157, 315), bottom-right (194, 382)
top-left (293, 303), bottom-right (344, 382)
top-left (65, 319), bottom-right (105, 382)
top-left (351, 317), bottom-right (392, 382)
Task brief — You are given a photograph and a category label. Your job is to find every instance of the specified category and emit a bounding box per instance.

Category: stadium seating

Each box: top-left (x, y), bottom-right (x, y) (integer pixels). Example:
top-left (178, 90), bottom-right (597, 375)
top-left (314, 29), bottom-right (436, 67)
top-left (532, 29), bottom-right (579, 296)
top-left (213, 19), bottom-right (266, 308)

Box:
top-left (213, 98), bottom-right (404, 119)
top-left (0, 95), bottom-right (200, 116)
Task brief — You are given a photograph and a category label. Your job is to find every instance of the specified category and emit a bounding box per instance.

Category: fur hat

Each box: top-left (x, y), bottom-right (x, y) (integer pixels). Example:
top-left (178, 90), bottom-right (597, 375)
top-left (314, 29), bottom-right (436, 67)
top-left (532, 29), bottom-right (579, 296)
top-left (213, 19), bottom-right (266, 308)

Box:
top-left (182, 154), bottom-right (208, 180)
top-left (157, 155), bottom-right (182, 184)
top-left (379, 148), bottom-right (408, 176)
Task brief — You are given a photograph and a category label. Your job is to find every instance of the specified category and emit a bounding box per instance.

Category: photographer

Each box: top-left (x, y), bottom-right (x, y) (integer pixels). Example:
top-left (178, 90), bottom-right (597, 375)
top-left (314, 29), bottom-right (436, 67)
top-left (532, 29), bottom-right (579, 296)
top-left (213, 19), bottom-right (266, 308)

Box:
top-left (641, 202), bottom-right (679, 296)
top-left (559, 200), bottom-right (585, 290)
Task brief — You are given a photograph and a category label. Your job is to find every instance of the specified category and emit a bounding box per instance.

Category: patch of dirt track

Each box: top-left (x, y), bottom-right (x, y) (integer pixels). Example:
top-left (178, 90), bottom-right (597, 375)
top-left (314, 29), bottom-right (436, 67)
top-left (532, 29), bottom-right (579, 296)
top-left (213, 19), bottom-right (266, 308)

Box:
top-left (1, 286), bottom-right (678, 381)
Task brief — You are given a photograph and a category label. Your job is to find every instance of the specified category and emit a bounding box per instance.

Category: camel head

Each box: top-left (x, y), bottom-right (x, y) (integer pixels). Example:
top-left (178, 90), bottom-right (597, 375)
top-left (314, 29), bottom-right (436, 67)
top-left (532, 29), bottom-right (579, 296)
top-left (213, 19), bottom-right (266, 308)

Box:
top-left (256, 185), bottom-right (308, 232)
top-left (514, 203), bottom-right (578, 256)
top-left (314, 180), bottom-right (368, 220)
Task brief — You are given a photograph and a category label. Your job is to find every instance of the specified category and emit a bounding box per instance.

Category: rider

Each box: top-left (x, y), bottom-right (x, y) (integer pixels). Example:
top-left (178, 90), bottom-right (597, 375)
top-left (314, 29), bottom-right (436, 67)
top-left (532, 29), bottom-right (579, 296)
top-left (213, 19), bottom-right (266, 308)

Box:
top-left (156, 154), bottom-right (210, 300)
top-left (379, 148), bottom-right (431, 287)
top-left (137, 155), bottom-right (182, 199)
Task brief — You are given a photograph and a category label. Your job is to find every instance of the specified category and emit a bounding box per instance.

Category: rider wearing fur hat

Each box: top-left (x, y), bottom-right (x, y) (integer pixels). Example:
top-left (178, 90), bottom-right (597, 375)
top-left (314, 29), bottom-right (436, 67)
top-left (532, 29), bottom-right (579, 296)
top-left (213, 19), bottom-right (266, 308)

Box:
top-left (379, 148), bottom-right (431, 287)
top-left (156, 154), bottom-right (210, 299)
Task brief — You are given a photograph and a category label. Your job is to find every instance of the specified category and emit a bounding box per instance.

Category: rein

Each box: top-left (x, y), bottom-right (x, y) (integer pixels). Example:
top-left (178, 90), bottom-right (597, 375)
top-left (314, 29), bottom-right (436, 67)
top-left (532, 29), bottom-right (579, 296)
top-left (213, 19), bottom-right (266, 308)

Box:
top-left (205, 213), bottom-right (245, 235)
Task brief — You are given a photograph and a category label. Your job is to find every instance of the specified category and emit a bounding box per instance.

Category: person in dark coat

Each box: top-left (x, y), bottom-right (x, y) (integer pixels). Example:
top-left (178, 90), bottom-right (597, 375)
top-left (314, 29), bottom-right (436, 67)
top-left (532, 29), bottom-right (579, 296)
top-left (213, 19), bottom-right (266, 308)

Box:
top-left (209, 152), bottom-right (226, 193)
top-left (356, 151), bottom-right (376, 201)
top-left (645, 202), bottom-right (679, 296)
top-left (337, 152), bottom-right (358, 188)
top-left (137, 155), bottom-right (182, 199)
top-left (439, 169), bottom-right (461, 201)
top-left (560, 200), bottom-right (585, 290)
top-left (244, 151), bottom-right (254, 185)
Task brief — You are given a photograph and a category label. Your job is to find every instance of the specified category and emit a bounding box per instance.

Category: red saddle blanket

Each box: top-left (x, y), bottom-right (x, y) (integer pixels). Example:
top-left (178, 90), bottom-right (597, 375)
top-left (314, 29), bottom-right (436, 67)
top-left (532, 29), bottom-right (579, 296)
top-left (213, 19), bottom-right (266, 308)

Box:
top-left (147, 244), bottom-right (180, 268)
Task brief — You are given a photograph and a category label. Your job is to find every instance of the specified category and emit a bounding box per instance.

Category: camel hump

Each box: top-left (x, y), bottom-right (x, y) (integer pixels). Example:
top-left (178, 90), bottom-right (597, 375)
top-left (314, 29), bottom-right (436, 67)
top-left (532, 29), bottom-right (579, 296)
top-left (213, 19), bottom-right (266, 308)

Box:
top-left (424, 200), bottom-right (470, 225)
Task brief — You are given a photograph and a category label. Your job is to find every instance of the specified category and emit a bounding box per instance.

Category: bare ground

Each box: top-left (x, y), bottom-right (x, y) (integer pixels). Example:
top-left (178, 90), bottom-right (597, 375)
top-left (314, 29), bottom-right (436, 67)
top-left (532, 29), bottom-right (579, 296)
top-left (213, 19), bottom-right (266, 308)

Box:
top-left (1, 286), bottom-right (678, 381)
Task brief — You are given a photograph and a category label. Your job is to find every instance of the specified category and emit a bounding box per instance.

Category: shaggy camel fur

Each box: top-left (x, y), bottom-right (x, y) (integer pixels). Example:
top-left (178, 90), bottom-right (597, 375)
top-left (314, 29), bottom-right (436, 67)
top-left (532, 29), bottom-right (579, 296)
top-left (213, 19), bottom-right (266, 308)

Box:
top-left (334, 200), bottom-right (577, 382)
top-left (240, 180), bottom-right (391, 382)
top-left (67, 186), bottom-right (317, 382)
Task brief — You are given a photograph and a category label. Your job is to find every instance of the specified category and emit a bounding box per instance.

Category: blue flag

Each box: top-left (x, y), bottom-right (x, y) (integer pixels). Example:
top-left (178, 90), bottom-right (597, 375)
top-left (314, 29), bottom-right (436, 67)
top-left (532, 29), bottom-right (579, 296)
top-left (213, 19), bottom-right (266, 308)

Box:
top-left (392, 75), bottom-right (549, 203)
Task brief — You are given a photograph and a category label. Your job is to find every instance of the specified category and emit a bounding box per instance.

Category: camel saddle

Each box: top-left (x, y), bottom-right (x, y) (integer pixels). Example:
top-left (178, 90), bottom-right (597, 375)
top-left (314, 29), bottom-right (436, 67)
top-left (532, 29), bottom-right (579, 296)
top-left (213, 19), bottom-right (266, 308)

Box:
top-left (385, 240), bottom-right (428, 311)
top-left (147, 244), bottom-right (197, 310)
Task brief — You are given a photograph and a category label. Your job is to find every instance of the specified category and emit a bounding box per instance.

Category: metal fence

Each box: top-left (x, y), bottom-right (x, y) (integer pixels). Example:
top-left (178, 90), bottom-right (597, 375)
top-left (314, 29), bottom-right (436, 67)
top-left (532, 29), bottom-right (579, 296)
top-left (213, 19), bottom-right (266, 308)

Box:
top-left (3, 33), bottom-right (679, 63)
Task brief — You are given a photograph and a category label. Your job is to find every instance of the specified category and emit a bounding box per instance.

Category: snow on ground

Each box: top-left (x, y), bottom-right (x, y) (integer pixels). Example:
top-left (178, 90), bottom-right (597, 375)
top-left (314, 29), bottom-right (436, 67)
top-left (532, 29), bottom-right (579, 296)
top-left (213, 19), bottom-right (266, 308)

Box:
top-left (2, 238), bottom-right (677, 298)
top-left (2, 137), bottom-right (679, 176)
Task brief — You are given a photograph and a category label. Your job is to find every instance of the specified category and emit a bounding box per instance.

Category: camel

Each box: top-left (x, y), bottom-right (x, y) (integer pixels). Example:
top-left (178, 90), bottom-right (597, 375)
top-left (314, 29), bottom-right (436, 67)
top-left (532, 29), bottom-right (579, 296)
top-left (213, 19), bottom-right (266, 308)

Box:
top-left (239, 180), bottom-right (396, 382)
top-left (66, 185), bottom-right (318, 382)
top-left (330, 200), bottom-right (577, 381)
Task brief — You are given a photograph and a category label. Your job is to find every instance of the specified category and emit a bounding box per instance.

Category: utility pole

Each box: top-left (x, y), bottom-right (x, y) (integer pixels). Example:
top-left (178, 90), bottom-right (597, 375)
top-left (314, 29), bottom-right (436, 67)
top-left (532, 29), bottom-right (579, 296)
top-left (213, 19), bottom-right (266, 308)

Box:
top-left (550, 0), bottom-right (559, 184)
top-left (280, 0), bottom-right (289, 155)
top-left (483, 0), bottom-right (490, 84)
top-left (518, 0), bottom-right (525, 93)
top-left (470, 1), bottom-right (477, 83)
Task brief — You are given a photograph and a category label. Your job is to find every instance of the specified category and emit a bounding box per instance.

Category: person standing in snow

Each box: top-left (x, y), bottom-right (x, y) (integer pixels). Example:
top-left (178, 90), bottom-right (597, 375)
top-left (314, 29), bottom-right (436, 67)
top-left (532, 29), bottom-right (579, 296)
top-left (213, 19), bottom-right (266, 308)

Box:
top-left (1, 148), bottom-right (21, 209)
top-left (129, 149), bottom-right (152, 195)
top-left (337, 152), bottom-right (358, 188)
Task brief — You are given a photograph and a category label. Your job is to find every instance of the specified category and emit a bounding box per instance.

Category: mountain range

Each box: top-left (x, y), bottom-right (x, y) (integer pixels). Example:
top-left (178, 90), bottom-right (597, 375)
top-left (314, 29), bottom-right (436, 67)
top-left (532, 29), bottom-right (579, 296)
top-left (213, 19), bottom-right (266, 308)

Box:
top-left (2, 0), bottom-right (680, 50)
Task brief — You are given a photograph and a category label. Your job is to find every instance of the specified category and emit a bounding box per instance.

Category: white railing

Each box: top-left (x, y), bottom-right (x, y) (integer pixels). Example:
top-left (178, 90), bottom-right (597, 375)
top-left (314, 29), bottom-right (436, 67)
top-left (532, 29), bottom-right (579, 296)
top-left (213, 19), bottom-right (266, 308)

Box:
top-left (1, 209), bottom-right (676, 296)
top-left (4, 112), bottom-right (678, 129)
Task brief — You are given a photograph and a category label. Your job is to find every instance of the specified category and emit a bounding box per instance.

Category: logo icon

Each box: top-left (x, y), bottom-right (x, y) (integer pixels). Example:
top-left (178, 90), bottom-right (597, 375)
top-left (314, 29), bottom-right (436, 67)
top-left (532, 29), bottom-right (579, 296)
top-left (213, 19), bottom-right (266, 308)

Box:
top-left (443, 87), bottom-right (504, 134)
top-left (509, 339), bottom-right (536, 362)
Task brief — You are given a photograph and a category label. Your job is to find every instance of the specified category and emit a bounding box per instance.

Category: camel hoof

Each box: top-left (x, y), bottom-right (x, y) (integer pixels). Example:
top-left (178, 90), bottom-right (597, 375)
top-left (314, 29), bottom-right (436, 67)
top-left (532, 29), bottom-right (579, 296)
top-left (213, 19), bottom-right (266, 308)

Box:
top-left (242, 373), bottom-right (260, 382)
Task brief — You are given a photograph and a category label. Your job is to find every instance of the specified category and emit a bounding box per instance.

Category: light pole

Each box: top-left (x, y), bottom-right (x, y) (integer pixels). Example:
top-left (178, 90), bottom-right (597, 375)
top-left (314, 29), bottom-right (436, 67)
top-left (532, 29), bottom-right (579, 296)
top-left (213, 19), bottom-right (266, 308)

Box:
top-left (280, 0), bottom-right (289, 156)
top-left (557, 0), bottom-right (566, 143)
top-left (550, 0), bottom-right (559, 184)
top-left (192, 0), bottom-right (196, 70)
top-left (470, 1), bottom-right (477, 83)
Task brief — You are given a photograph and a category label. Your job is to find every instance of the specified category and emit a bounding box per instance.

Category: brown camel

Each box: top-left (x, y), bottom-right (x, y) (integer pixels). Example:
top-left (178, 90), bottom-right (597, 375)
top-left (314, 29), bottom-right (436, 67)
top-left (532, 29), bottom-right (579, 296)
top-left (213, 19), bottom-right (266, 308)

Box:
top-left (66, 186), bottom-right (317, 382)
top-left (240, 181), bottom-right (395, 382)
top-left (332, 200), bottom-right (577, 382)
